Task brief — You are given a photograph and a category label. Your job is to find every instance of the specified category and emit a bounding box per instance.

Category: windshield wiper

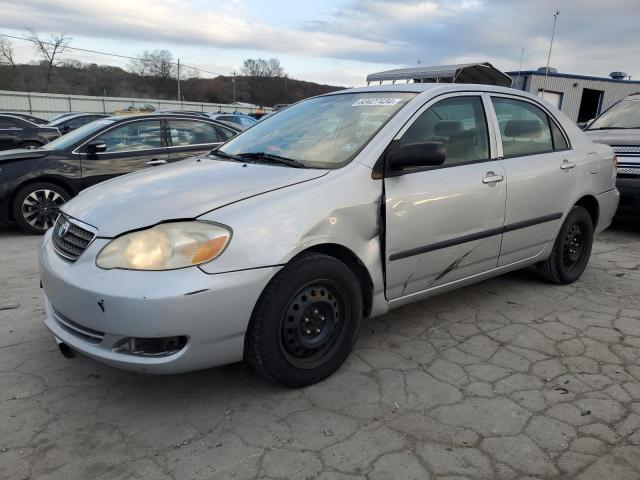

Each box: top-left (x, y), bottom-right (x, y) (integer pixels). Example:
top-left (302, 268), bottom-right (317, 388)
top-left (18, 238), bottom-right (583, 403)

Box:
top-left (235, 152), bottom-right (307, 168)
top-left (210, 149), bottom-right (244, 162)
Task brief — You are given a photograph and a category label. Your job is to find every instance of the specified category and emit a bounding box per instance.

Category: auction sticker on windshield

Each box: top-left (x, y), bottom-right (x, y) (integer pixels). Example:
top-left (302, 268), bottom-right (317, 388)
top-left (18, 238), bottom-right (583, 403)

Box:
top-left (352, 98), bottom-right (404, 106)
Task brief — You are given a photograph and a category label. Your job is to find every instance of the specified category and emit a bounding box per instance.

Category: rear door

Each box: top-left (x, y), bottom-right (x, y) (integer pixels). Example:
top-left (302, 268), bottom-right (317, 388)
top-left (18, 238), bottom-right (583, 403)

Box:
top-left (79, 118), bottom-right (169, 188)
top-left (384, 93), bottom-right (507, 299)
top-left (488, 95), bottom-right (578, 266)
top-left (166, 119), bottom-right (232, 162)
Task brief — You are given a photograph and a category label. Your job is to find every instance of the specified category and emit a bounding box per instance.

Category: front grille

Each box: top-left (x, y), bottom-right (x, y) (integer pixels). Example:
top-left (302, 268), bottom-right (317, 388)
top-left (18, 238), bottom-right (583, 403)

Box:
top-left (52, 215), bottom-right (95, 261)
top-left (613, 146), bottom-right (640, 155)
top-left (52, 306), bottom-right (105, 344)
top-left (617, 166), bottom-right (640, 175)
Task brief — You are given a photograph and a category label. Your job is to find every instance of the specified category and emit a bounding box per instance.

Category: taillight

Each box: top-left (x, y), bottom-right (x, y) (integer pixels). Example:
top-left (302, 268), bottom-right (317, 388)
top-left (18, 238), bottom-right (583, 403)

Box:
top-left (613, 155), bottom-right (618, 168)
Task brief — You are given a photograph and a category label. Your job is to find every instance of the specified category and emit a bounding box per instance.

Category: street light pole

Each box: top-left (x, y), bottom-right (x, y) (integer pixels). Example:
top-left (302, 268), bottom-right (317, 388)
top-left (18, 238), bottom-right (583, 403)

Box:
top-left (232, 70), bottom-right (236, 104)
top-left (516, 48), bottom-right (525, 90)
top-left (541, 10), bottom-right (560, 96)
top-left (177, 58), bottom-right (181, 102)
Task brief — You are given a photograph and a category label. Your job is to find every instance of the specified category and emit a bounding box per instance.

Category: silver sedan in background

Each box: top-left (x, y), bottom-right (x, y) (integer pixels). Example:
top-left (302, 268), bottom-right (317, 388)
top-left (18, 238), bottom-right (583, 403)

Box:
top-left (39, 84), bottom-right (618, 387)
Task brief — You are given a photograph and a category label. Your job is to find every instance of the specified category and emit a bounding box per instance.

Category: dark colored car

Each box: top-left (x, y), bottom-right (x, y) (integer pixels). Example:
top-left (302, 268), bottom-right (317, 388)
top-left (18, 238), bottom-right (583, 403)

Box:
top-left (1, 112), bottom-right (49, 125)
top-left (0, 114), bottom-right (240, 233)
top-left (207, 113), bottom-right (257, 128)
top-left (48, 113), bottom-right (107, 135)
top-left (585, 93), bottom-right (640, 219)
top-left (0, 114), bottom-right (61, 150)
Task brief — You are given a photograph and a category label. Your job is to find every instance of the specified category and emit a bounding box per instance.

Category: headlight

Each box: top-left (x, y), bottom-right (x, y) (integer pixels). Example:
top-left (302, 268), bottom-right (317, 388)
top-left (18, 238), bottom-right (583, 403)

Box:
top-left (96, 222), bottom-right (231, 271)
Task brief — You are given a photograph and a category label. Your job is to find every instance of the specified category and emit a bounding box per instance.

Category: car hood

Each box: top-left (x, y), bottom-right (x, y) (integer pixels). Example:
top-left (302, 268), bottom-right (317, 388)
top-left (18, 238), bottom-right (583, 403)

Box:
top-left (0, 148), bottom-right (50, 163)
top-left (585, 129), bottom-right (640, 146)
top-left (62, 156), bottom-right (329, 237)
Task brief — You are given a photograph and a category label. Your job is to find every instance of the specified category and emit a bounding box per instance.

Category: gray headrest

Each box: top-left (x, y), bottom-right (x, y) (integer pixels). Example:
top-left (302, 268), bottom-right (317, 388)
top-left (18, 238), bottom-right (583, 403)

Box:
top-left (434, 120), bottom-right (463, 137)
top-left (504, 119), bottom-right (542, 138)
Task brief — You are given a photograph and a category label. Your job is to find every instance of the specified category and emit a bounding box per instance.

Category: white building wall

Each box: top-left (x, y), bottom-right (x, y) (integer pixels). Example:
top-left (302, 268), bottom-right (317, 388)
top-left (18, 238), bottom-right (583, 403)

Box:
top-left (512, 74), bottom-right (640, 122)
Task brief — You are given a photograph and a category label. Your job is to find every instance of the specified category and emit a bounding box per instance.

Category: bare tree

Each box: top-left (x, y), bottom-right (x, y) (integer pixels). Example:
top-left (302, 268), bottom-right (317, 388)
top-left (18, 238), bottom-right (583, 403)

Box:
top-left (241, 57), bottom-right (285, 105)
top-left (27, 30), bottom-right (72, 91)
top-left (129, 50), bottom-right (176, 81)
top-left (0, 37), bottom-right (20, 74)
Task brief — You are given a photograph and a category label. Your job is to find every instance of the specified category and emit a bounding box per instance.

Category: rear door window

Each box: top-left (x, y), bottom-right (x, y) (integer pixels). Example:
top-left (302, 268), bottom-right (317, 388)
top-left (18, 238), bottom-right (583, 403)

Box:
top-left (168, 120), bottom-right (222, 146)
top-left (491, 97), bottom-right (554, 157)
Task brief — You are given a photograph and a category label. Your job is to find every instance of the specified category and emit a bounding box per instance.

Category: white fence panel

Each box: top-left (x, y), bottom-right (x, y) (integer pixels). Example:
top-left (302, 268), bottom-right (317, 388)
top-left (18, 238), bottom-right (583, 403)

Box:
top-left (0, 90), bottom-right (270, 119)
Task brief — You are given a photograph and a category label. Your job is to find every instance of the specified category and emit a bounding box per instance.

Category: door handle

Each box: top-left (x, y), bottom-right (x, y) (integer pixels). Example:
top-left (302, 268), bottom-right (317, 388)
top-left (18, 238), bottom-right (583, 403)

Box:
top-left (482, 172), bottom-right (504, 184)
top-left (146, 159), bottom-right (167, 166)
top-left (561, 159), bottom-right (576, 170)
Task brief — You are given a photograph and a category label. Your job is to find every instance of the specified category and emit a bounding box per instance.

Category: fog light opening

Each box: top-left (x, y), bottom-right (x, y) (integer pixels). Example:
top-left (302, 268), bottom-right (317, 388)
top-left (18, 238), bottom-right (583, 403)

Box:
top-left (58, 342), bottom-right (76, 359)
top-left (114, 336), bottom-right (187, 357)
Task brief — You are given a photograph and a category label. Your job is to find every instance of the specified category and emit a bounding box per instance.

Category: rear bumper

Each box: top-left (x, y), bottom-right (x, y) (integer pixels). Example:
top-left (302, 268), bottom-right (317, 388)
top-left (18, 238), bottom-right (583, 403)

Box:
top-left (596, 188), bottom-right (620, 233)
top-left (39, 230), bottom-right (279, 374)
top-left (615, 176), bottom-right (640, 219)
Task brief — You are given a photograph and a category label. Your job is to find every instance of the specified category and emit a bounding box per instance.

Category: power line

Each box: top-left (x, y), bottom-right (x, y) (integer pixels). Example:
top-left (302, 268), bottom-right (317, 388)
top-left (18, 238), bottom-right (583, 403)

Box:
top-left (0, 31), bottom-right (226, 78)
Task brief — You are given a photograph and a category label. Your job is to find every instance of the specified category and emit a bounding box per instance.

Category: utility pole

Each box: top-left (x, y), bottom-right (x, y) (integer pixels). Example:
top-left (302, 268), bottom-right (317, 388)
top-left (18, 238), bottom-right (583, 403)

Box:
top-left (177, 58), bottom-right (181, 102)
top-left (541, 10), bottom-right (560, 96)
top-left (232, 70), bottom-right (236, 104)
top-left (516, 48), bottom-right (525, 90)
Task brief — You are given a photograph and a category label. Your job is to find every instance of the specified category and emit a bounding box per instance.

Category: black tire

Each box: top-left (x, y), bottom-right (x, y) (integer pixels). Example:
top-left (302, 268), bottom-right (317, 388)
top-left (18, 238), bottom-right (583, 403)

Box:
top-left (21, 141), bottom-right (43, 149)
top-left (537, 206), bottom-right (594, 284)
top-left (245, 252), bottom-right (363, 387)
top-left (12, 182), bottom-right (70, 234)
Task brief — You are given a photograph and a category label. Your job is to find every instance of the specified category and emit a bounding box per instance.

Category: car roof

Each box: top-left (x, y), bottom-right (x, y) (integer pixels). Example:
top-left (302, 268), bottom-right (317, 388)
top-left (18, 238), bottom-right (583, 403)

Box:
top-left (103, 113), bottom-right (242, 131)
top-left (0, 113), bottom-right (42, 126)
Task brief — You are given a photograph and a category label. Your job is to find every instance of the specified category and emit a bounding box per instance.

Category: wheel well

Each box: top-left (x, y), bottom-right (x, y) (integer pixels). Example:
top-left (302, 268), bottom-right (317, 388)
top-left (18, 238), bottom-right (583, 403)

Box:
top-left (8, 178), bottom-right (73, 221)
top-left (574, 195), bottom-right (599, 228)
top-left (301, 244), bottom-right (374, 318)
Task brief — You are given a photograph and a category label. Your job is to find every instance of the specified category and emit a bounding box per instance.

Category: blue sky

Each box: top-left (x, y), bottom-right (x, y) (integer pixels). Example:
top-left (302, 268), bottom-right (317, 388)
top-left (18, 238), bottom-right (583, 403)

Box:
top-left (1, 0), bottom-right (638, 86)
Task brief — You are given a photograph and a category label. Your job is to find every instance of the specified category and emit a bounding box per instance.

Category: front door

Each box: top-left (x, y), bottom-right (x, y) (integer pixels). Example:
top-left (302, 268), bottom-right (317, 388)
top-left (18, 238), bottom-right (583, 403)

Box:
top-left (488, 95), bottom-right (578, 266)
top-left (79, 119), bottom-right (169, 188)
top-left (384, 94), bottom-right (507, 300)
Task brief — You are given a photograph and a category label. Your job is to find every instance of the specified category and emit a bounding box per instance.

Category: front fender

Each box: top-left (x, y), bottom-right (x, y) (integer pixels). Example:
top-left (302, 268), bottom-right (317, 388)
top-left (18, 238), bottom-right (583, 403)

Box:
top-left (197, 162), bottom-right (387, 314)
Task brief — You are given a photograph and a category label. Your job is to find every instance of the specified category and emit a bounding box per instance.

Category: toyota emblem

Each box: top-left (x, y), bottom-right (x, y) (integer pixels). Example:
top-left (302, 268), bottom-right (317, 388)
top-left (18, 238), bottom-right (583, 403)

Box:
top-left (58, 221), bottom-right (70, 238)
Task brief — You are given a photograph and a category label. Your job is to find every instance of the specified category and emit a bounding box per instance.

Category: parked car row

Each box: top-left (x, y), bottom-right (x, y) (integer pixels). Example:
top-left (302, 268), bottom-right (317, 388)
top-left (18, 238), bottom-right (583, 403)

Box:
top-left (0, 113), bottom-right (241, 233)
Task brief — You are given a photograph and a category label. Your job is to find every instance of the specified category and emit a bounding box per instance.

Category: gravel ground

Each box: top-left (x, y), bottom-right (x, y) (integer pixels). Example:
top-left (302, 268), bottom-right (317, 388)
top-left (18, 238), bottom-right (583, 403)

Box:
top-left (1, 222), bottom-right (640, 480)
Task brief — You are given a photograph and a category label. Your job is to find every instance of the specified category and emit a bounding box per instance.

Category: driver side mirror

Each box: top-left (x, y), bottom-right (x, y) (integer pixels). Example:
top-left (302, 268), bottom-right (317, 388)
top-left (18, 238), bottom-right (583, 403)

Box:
top-left (87, 140), bottom-right (107, 154)
top-left (388, 141), bottom-right (446, 172)
top-left (60, 125), bottom-right (70, 133)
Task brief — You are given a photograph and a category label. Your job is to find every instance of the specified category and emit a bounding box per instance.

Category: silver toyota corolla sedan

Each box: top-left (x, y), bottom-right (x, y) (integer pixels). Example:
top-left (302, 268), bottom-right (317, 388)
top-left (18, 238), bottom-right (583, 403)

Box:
top-left (39, 84), bottom-right (619, 387)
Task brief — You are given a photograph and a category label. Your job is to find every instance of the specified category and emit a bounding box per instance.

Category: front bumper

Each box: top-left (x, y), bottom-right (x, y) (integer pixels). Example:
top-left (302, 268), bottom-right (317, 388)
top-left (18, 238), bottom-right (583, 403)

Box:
top-left (615, 175), bottom-right (640, 219)
top-left (39, 230), bottom-right (280, 374)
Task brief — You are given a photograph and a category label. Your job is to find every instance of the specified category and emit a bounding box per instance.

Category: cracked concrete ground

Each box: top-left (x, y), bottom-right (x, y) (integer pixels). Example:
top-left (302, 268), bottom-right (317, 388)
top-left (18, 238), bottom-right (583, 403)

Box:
top-left (1, 223), bottom-right (640, 480)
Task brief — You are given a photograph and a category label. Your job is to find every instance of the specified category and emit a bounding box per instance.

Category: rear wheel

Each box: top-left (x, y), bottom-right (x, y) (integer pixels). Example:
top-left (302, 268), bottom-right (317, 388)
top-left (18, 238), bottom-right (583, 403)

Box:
top-left (537, 206), bottom-right (593, 284)
top-left (12, 182), bottom-right (70, 234)
top-left (245, 252), bottom-right (363, 387)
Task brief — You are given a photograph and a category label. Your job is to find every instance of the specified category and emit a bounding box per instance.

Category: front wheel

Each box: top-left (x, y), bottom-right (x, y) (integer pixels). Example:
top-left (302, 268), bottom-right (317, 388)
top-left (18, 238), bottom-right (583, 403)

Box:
top-left (245, 252), bottom-right (363, 387)
top-left (12, 182), bottom-right (70, 234)
top-left (537, 206), bottom-right (594, 284)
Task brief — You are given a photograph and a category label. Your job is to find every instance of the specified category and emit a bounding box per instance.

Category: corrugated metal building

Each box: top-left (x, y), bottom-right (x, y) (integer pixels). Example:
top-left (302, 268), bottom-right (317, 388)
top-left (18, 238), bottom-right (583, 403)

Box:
top-left (509, 69), bottom-right (640, 124)
top-left (0, 90), bottom-right (269, 120)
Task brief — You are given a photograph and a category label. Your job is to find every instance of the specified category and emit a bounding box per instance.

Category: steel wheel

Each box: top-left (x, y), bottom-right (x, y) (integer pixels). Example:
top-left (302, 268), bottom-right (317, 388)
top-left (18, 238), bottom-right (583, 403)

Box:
top-left (21, 189), bottom-right (65, 231)
top-left (562, 223), bottom-right (585, 272)
top-left (537, 205), bottom-right (593, 285)
top-left (280, 281), bottom-right (346, 369)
